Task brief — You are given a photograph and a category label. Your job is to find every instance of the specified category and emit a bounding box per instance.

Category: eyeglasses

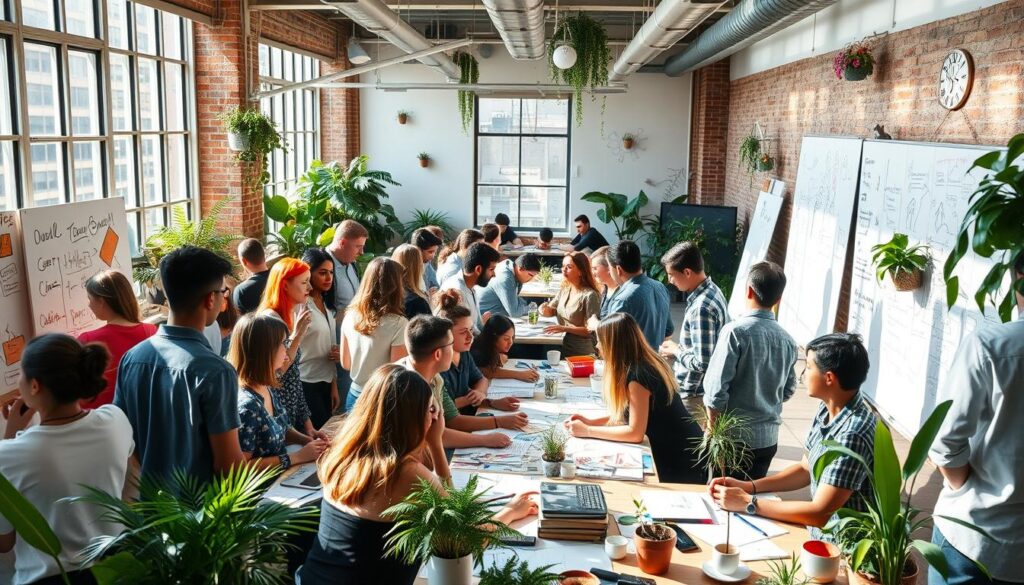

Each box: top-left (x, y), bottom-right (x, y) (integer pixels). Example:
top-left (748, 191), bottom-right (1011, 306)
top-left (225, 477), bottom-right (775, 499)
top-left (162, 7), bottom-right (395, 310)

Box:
top-left (211, 286), bottom-right (230, 297)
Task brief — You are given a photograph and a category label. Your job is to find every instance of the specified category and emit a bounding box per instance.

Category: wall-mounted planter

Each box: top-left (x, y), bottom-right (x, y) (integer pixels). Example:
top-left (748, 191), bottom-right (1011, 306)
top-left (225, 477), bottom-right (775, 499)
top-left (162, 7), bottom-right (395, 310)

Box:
top-left (418, 156), bottom-right (430, 168)
top-left (398, 112), bottom-right (409, 125)
top-left (227, 131), bottom-right (248, 152)
top-left (623, 137), bottom-right (635, 150)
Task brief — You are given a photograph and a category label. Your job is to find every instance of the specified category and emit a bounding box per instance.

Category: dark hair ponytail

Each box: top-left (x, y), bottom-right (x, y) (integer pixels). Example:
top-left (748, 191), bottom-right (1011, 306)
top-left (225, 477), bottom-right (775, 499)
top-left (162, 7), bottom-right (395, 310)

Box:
top-left (21, 334), bottom-right (110, 403)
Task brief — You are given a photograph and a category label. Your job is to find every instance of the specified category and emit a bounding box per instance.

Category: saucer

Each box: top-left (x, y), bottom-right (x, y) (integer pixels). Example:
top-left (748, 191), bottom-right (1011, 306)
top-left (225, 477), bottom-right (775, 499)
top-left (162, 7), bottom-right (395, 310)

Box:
top-left (701, 561), bottom-right (751, 582)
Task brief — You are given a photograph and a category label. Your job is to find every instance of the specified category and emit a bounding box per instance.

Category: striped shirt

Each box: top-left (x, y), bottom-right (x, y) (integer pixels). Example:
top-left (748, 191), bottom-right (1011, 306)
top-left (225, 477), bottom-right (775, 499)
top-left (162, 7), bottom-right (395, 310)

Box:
top-left (674, 277), bottom-right (729, 393)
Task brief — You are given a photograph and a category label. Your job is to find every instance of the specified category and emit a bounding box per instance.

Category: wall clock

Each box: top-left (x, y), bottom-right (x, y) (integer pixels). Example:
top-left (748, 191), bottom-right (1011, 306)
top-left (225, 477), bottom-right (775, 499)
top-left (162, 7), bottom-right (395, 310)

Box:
top-left (938, 49), bottom-right (974, 110)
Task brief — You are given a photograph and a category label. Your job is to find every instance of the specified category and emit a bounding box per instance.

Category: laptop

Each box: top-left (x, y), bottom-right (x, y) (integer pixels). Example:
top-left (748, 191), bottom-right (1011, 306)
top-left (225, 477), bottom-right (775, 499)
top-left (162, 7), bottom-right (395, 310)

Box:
top-left (539, 482), bottom-right (607, 519)
top-left (280, 465), bottom-right (322, 490)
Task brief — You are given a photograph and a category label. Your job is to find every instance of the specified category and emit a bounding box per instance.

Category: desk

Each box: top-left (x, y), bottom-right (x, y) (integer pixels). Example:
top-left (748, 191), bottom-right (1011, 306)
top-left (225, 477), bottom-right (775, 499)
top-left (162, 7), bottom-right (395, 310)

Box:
top-left (511, 315), bottom-right (564, 345)
top-left (502, 245), bottom-right (566, 258)
top-left (520, 274), bottom-right (563, 299)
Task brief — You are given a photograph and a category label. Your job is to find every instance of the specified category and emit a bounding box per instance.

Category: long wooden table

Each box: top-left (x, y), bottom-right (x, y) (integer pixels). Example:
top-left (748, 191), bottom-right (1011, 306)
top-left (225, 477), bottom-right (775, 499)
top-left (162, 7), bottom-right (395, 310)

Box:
top-left (502, 245), bottom-right (566, 258)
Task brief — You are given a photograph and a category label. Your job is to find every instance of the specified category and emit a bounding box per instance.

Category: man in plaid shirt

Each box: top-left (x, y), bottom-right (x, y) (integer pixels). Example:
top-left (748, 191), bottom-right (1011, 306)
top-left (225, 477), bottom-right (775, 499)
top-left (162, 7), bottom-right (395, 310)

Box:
top-left (658, 242), bottom-right (729, 397)
top-left (706, 333), bottom-right (876, 538)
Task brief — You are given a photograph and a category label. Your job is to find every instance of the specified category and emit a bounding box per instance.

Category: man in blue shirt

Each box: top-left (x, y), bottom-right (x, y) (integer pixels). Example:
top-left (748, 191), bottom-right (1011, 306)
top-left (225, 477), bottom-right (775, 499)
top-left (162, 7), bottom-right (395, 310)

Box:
top-left (115, 246), bottom-right (244, 483)
top-left (478, 253), bottom-right (540, 318)
top-left (564, 214), bottom-right (609, 252)
top-left (592, 240), bottom-right (673, 349)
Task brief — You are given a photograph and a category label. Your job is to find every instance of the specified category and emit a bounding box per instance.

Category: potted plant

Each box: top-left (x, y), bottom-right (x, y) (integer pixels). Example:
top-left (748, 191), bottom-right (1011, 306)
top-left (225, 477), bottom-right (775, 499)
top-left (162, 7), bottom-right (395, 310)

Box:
top-left (398, 110), bottom-right (410, 125)
top-left (622, 133), bottom-right (635, 150)
top-left (691, 410), bottom-right (753, 575)
top-left (815, 400), bottom-right (989, 585)
top-left (833, 40), bottom-right (875, 81)
top-left (401, 208), bottom-right (456, 241)
top-left (479, 558), bottom-right (559, 585)
top-left (453, 51), bottom-right (479, 133)
top-left (418, 152), bottom-right (431, 168)
top-left (220, 105), bottom-right (286, 190)
top-left (739, 133), bottom-right (761, 179)
top-left (944, 133), bottom-right (1024, 322)
top-left (384, 475), bottom-right (520, 585)
top-left (580, 189), bottom-right (651, 241)
top-left (756, 553), bottom-right (807, 585)
top-left (631, 497), bottom-right (675, 575)
top-left (548, 13), bottom-right (610, 127)
top-left (537, 264), bottom-right (556, 287)
top-left (540, 425), bottom-right (568, 477)
top-left (758, 152), bottom-right (775, 172)
top-left (871, 233), bottom-right (929, 291)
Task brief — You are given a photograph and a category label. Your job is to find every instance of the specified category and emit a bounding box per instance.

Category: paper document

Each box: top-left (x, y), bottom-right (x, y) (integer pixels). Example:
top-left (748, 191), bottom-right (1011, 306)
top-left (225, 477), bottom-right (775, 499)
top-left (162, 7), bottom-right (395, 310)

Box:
top-left (684, 495), bottom-right (788, 547)
top-left (638, 491), bottom-right (715, 523)
top-left (571, 439), bottom-right (644, 481)
top-left (487, 378), bottom-right (538, 399)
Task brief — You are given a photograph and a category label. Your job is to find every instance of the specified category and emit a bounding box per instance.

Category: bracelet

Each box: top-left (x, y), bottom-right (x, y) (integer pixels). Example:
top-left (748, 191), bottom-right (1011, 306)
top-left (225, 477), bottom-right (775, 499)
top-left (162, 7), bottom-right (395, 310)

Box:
top-left (493, 417), bottom-right (499, 429)
top-left (750, 479), bottom-right (757, 495)
top-left (280, 453), bottom-right (291, 470)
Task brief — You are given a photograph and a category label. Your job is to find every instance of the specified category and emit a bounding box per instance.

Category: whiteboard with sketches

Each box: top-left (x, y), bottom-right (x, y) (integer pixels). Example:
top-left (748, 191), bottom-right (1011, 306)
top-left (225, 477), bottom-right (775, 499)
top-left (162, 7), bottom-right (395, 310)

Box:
top-left (729, 188), bottom-right (785, 319)
top-left (20, 198), bottom-right (132, 337)
top-left (0, 212), bottom-right (31, 399)
top-left (849, 140), bottom-right (1007, 436)
top-left (778, 136), bottom-right (863, 344)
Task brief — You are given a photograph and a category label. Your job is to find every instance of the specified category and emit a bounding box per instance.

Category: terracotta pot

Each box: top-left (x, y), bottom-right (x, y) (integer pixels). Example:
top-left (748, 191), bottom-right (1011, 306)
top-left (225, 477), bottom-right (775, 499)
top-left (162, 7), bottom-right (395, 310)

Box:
top-left (623, 138), bottom-right (634, 150)
top-left (847, 559), bottom-right (919, 585)
top-left (419, 158), bottom-right (429, 168)
top-left (398, 113), bottom-right (408, 124)
top-left (634, 526), bottom-right (675, 575)
top-left (891, 268), bottom-right (923, 291)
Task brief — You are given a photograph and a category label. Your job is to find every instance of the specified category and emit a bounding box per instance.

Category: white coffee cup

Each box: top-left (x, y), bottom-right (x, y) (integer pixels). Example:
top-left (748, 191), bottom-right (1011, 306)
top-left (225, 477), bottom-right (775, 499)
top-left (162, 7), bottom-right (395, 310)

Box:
top-left (546, 350), bottom-right (561, 366)
top-left (712, 543), bottom-right (740, 575)
top-left (604, 535), bottom-right (628, 560)
top-left (589, 374), bottom-right (603, 393)
top-left (800, 540), bottom-right (840, 583)
top-left (560, 461), bottom-right (576, 479)
top-left (594, 360), bottom-right (605, 377)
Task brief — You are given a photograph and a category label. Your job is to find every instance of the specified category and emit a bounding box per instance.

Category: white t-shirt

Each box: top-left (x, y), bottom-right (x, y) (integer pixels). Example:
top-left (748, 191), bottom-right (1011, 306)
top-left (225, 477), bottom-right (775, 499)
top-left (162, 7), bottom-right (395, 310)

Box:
top-left (439, 272), bottom-right (481, 333)
top-left (299, 299), bottom-right (338, 383)
top-left (0, 405), bottom-right (134, 584)
top-left (341, 311), bottom-right (408, 389)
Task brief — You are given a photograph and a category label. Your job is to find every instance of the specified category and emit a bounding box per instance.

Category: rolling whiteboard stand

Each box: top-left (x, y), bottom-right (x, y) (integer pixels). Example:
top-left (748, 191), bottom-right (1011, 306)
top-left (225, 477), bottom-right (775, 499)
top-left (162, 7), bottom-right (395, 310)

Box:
top-left (729, 190), bottom-right (784, 318)
top-left (778, 136), bottom-right (863, 345)
top-left (0, 211), bottom-right (32, 401)
top-left (848, 140), bottom-right (1007, 436)
top-left (20, 198), bottom-right (133, 337)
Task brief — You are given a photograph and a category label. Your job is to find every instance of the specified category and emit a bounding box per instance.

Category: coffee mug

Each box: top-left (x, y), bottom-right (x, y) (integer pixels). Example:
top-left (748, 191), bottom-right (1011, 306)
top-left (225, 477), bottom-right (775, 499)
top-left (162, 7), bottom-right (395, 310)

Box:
top-left (547, 350), bottom-right (561, 366)
top-left (604, 535), bottom-right (628, 560)
top-left (589, 375), bottom-right (602, 393)
top-left (712, 543), bottom-right (740, 575)
top-left (560, 461), bottom-right (576, 479)
top-left (800, 540), bottom-right (840, 583)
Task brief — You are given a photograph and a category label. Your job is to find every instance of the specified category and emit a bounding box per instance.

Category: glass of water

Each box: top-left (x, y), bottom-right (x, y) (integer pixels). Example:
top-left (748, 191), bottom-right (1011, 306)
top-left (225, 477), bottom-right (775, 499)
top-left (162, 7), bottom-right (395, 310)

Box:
top-left (543, 373), bottom-right (559, 400)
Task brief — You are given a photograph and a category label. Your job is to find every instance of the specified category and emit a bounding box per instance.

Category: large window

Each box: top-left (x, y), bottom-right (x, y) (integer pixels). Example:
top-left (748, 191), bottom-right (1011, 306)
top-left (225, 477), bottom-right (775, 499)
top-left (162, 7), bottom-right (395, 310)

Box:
top-left (475, 97), bottom-right (570, 230)
top-left (258, 42), bottom-right (319, 198)
top-left (0, 0), bottom-right (196, 259)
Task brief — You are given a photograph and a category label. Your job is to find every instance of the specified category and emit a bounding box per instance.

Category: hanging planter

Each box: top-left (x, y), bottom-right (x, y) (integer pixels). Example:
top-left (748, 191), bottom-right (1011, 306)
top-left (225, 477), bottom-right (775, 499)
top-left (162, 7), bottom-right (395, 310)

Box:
top-left (452, 51), bottom-right (479, 134)
top-left (548, 13), bottom-right (610, 127)
top-left (871, 233), bottom-right (929, 292)
top-left (622, 133), bottom-right (635, 150)
top-left (834, 40), bottom-right (875, 81)
top-left (418, 153), bottom-right (431, 168)
top-left (757, 153), bottom-right (775, 172)
top-left (219, 105), bottom-right (285, 191)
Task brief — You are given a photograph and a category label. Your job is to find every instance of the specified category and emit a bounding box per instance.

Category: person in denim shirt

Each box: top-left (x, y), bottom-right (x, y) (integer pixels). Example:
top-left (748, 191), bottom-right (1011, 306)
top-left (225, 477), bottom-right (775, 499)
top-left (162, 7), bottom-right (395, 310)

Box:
top-left (478, 254), bottom-right (540, 318)
top-left (591, 241), bottom-right (673, 350)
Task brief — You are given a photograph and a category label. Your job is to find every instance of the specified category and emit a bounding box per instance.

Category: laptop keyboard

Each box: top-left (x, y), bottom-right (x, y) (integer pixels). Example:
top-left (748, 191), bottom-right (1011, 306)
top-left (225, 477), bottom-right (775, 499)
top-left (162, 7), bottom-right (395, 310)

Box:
top-left (577, 484), bottom-right (604, 511)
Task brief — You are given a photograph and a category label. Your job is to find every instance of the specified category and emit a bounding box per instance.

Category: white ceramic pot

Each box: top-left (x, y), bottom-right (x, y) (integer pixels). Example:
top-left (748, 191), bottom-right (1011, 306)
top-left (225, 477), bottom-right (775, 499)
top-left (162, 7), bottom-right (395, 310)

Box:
top-left (543, 459), bottom-right (562, 477)
top-left (428, 554), bottom-right (473, 585)
top-left (227, 131), bottom-right (249, 152)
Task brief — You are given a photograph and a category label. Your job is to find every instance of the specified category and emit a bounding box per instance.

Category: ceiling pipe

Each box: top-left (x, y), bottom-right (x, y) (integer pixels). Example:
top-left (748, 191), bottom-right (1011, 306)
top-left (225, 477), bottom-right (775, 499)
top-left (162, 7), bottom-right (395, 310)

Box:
top-left (313, 81), bottom-right (629, 95)
top-left (608, 0), bottom-right (725, 83)
top-left (321, 0), bottom-right (462, 80)
top-left (480, 0), bottom-right (547, 60)
top-left (663, 0), bottom-right (840, 76)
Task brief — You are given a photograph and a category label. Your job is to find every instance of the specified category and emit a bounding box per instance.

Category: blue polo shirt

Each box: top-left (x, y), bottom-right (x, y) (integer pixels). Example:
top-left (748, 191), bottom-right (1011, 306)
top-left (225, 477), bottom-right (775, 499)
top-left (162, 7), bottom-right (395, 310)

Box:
top-left (114, 324), bottom-right (240, 483)
top-left (603, 273), bottom-right (674, 349)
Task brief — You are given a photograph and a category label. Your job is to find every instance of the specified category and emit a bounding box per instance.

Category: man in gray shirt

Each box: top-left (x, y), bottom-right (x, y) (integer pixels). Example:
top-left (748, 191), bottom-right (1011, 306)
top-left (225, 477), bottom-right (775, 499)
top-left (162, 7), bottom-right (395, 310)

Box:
top-left (326, 219), bottom-right (367, 409)
top-left (704, 261), bottom-right (797, 479)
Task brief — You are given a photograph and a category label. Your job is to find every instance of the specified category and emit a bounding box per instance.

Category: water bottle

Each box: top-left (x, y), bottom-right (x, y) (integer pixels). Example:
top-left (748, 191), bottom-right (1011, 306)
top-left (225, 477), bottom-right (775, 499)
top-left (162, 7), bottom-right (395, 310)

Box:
top-left (527, 302), bottom-right (539, 325)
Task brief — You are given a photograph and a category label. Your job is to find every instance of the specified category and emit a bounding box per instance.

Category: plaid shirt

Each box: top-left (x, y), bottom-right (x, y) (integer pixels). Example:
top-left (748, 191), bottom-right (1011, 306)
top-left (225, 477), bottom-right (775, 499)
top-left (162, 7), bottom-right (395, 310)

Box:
top-left (675, 277), bottom-right (728, 393)
top-left (805, 392), bottom-right (877, 538)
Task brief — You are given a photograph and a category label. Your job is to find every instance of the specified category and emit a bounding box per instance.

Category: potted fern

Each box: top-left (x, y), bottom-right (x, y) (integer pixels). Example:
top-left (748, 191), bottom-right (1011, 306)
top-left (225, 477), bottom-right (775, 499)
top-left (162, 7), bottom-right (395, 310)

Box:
top-left (871, 233), bottom-right (928, 291)
top-left (418, 152), bottom-right (431, 168)
top-left (480, 558), bottom-right (559, 585)
top-left (540, 425), bottom-right (568, 477)
top-left (631, 497), bottom-right (675, 575)
top-left (384, 475), bottom-right (519, 585)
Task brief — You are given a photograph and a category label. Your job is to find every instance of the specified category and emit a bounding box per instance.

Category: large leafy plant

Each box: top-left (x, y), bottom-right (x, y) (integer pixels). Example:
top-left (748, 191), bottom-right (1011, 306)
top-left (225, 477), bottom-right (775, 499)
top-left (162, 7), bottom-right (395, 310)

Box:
top-left (548, 13), bottom-right (610, 127)
top-left (691, 410), bottom-right (752, 552)
top-left (401, 208), bottom-right (456, 241)
top-left (133, 198), bottom-right (240, 285)
top-left (580, 189), bottom-right (649, 241)
top-left (944, 133), bottom-right (1024, 322)
top-left (384, 475), bottom-right (519, 564)
top-left (815, 401), bottom-right (989, 584)
top-left (220, 106), bottom-right (286, 190)
top-left (871, 233), bottom-right (928, 282)
top-left (72, 465), bottom-right (319, 584)
top-left (479, 558), bottom-right (559, 585)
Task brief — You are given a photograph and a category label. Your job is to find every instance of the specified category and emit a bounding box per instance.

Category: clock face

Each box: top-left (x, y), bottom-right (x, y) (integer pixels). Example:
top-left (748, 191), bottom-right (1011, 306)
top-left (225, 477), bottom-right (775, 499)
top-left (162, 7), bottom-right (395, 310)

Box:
top-left (938, 49), bottom-right (973, 110)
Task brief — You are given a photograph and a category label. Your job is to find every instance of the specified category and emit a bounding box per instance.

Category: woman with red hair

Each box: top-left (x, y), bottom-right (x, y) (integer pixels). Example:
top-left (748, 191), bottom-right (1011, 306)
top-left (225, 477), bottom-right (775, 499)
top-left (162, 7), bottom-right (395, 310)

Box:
top-left (259, 258), bottom-right (324, 439)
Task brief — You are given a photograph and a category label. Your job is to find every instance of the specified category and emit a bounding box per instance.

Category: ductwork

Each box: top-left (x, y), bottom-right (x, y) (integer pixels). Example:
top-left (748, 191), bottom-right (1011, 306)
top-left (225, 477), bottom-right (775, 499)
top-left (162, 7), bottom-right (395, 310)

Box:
top-left (322, 0), bottom-right (461, 81)
top-left (481, 0), bottom-right (546, 60)
top-left (608, 0), bottom-right (725, 83)
top-left (663, 0), bottom-right (840, 76)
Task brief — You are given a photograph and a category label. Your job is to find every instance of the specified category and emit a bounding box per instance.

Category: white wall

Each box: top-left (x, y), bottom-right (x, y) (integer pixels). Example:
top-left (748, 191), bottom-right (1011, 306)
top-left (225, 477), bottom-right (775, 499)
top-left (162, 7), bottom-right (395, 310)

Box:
top-left (730, 0), bottom-right (1006, 80)
top-left (360, 48), bottom-right (693, 238)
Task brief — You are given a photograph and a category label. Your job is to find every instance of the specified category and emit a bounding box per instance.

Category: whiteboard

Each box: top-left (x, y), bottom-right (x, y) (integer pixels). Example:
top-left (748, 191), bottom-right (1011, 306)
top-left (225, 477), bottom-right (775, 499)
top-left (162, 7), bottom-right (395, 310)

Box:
top-left (779, 136), bottom-right (864, 344)
top-left (729, 190), bottom-right (784, 319)
top-left (0, 212), bottom-right (32, 399)
top-left (848, 140), bottom-right (1007, 436)
top-left (20, 198), bottom-right (133, 337)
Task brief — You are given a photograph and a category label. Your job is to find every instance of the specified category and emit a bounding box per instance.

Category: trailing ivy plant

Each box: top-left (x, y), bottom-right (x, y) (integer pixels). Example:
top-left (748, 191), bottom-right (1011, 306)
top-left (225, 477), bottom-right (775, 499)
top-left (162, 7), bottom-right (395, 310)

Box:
top-left (220, 105), bottom-right (286, 191)
top-left (739, 133), bottom-right (761, 180)
top-left (453, 51), bottom-right (479, 133)
top-left (548, 13), bottom-right (610, 127)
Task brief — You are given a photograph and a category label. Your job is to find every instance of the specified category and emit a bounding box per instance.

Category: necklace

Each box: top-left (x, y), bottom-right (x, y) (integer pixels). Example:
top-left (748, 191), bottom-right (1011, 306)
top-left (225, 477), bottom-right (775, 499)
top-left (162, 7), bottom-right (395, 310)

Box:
top-left (41, 411), bottom-right (87, 425)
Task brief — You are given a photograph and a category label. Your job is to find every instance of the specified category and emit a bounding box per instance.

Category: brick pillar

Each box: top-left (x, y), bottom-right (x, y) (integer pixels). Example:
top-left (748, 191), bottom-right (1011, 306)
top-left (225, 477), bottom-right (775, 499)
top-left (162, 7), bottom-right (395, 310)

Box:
top-left (320, 39), bottom-right (361, 165)
top-left (687, 58), bottom-right (731, 206)
top-left (193, 0), bottom-right (264, 238)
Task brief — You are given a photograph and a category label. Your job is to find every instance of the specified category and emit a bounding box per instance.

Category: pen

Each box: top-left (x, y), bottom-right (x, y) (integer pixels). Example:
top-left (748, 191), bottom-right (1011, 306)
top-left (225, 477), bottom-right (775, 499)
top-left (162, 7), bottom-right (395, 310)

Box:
top-left (736, 514), bottom-right (769, 537)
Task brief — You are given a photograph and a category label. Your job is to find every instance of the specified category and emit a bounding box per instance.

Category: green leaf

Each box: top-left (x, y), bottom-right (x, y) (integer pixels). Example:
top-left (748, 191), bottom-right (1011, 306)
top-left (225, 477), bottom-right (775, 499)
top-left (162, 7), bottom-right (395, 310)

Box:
top-left (903, 400), bottom-right (952, 480)
top-left (0, 471), bottom-right (62, 558)
top-left (970, 150), bottom-right (1002, 172)
top-left (945, 275), bottom-right (959, 308)
top-left (595, 208), bottom-right (609, 224)
top-left (90, 552), bottom-right (151, 584)
top-left (850, 538), bottom-right (874, 572)
top-left (1006, 134), bottom-right (1024, 168)
top-left (873, 422), bottom-right (902, 520)
top-left (911, 540), bottom-right (948, 580)
top-left (263, 194), bottom-right (291, 223)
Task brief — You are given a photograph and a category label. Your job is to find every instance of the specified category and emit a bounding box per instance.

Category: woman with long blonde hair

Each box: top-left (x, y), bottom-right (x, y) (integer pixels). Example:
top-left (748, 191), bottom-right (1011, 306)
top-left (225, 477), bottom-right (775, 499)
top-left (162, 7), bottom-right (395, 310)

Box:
top-left (296, 365), bottom-right (537, 585)
top-left (539, 251), bottom-right (601, 357)
top-left (391, 244), bottom-right (432, 318)
top-left (564, 312), bottom-right (704, 484)
top-left (340, 257), bottom-right (409, 410)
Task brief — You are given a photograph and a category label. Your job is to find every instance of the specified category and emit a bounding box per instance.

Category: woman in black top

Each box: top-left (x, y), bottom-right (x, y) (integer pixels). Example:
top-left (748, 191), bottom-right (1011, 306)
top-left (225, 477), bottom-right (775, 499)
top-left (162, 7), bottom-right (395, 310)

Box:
top-left (564, 312), bottom-right (704, 484)
top-left (392, 244), bottom-right (433, 318)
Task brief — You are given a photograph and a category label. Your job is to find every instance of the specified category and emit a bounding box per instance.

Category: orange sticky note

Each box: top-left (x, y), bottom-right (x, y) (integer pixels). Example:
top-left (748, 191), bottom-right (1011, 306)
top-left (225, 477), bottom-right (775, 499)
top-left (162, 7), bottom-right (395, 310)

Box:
top-left (99, 227), bottom-right (119, 266)
top-left (3, 335), bottom-right (25, 366)
top-left (0, 234), bottom-right (11, 258)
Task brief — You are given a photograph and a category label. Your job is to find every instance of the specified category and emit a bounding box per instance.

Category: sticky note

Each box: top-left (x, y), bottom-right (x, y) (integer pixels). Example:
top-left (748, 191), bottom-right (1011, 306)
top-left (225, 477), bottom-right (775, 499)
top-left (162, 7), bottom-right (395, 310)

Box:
top-left (0, 234), bottom-right (11, 258)
top-left (99, 227), bottom-right (119, 266)
top-left (3, 334), bottom-right (25, 366)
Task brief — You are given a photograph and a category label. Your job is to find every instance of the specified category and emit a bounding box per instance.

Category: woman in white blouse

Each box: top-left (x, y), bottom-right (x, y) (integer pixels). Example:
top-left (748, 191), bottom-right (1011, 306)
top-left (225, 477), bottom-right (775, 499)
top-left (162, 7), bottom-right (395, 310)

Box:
top-left (299, 248), bottom-right (340, 429)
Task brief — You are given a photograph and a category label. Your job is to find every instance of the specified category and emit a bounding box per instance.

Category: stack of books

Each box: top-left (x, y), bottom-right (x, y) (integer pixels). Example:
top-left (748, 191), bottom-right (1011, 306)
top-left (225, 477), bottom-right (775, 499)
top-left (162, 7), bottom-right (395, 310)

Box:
top-left (537, 482), bottom-right (609, 542)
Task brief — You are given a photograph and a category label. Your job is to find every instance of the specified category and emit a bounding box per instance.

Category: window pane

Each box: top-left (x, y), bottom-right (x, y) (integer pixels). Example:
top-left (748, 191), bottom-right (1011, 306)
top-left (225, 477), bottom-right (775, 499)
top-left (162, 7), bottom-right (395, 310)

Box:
top-left (166, 135), bottom-right (187, 201)
top-left (169, 201), bottom-right (189, 225)
top-left (141, 135), bottom-right (163, 203)
top-left (113, 137), bottom-right (137, 207)
top-left (72, 141), bottom-right (103, 201)
top-left (162, 14), bottom-right (182, 59)
top-left (110, 53), bottom-right (132, 131)
top-left (476, 186), bottom-right (518, 225)
top-left (521, 187), bottom-right (565, 229)
top-left (477, 136), bottom-right (519, 184)
top-left (258, 44), bottom-right (270, 76)
top-left (138, 58), bottom-right (159, 131)
top-left (126, 211), bottom-right (140, 256)
top-left (164, 62), bottom-right (184, 131)
top-left (135, 5), bottom-right (157, 55)
top-left (521, 99), bottom-right (569, 134)
top-left (69, 51), bottom-right (100, 136)
top-left (25, 44), bottom-right (61, 137)
top-left (65, 0), bottom-right (96, 37)
top-left (144, 207), bottom-right (164, 240)
top-left (521, 137), bottom-right (567, 186)
top-left (478, 99), bottom-right (520, 134)
top-left (30, 142), bottom-right (65, 206)
top-left (0, 39), bottom-right (12, 134)
top-left (22, 0), bottom-right (56, 30)
top-left (107, 0), bottom-right (128, 49)
top-left (0, 141), bottom-right (16, 211)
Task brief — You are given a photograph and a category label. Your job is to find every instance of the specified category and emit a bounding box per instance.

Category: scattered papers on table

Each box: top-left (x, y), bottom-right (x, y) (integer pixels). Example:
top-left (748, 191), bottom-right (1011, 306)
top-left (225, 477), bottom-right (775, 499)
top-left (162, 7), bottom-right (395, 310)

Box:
top-left (487, 378), bottom-right (538, 399)
top-left (562, 386), bottom-right (605, 406)
top-left (738, 539), bottom-right (788, 561)
top-left (684, 495), bottom-right (788, 547)
top-left (571, 439), bottom-right (644, 481)
top-left (638, 491), bottom-right (716, 523)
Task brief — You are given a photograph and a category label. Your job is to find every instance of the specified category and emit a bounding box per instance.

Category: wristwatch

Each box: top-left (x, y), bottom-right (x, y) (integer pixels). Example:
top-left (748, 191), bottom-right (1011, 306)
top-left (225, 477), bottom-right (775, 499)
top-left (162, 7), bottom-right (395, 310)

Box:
top-left (746, 495), bottom-right (758, 515)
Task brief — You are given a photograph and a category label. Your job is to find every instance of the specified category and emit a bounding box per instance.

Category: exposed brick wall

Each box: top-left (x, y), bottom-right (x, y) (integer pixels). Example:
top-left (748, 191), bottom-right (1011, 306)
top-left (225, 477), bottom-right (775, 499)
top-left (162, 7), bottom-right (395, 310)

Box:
top-left (258, 10), bottom-right (340, 59)
top-left (321, 57), bottom-right (362, 165)
top-left (687, 58), bottom-right (731, 205)
top-left (164, 0), bottom-right (215, 18)
top-left (721, 0), bottom-right (1024, 330)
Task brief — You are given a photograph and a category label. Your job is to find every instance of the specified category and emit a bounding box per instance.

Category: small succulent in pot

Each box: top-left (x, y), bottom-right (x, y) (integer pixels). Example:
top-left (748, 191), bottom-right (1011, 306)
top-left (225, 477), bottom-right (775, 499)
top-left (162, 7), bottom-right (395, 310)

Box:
top-left (418, 152), bottom-right (431, 168)
top-left (622, 133), bottom-right (635, 150)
